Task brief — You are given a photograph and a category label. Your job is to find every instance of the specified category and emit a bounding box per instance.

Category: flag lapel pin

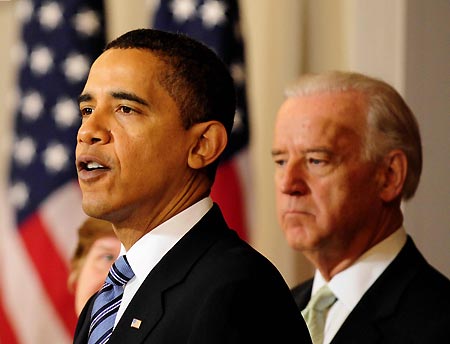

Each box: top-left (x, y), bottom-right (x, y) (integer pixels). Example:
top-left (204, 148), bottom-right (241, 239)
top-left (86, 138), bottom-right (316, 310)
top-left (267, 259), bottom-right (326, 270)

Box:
top-left (131, 318), bottom-right (142, 329)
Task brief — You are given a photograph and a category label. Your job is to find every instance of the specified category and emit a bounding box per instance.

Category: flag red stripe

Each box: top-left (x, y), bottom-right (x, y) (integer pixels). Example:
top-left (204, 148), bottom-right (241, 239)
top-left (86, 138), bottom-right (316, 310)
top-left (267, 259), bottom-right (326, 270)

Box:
top-left (20, 213), bottom-right (77, 335)
top-left (211, 160), bottom-right (248, 241)
top-left (0, 293), bottom-right (19, 344)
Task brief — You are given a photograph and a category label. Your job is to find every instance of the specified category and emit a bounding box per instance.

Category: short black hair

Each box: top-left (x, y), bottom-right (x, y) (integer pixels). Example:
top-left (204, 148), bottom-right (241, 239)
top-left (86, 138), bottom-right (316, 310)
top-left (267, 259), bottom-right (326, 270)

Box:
top-left (106, 28), bottom-right (236, 134)
top-left (106, 28), bottom-right (236, 181)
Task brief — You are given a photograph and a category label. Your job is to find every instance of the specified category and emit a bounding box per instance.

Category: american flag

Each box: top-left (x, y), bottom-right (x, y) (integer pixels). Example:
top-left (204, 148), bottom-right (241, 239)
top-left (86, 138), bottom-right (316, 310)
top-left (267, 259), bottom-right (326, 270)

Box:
top-left (153, 0), bottom-right (251, 240)
top-left (0, 0), bottom-right (105, 343)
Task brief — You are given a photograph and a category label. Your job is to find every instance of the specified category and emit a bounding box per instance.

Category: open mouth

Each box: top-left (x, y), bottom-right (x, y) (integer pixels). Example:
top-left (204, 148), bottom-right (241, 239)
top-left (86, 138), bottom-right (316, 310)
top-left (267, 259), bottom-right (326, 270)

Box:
top-left (76, 155), bottom-right (111, 176)
top-left (80, 161), bottom-right (107, 172)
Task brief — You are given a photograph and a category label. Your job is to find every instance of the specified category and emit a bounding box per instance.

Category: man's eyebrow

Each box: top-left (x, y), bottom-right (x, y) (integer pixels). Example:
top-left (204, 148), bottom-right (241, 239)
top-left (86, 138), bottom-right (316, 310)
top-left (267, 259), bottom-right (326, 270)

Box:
top-left (77, 91), bottom-right (150, 107)
top-left (111, 91), bottom-right (149, 106)
top-left (271, 149), bottom-right (283, 157)
top-left (305, 148), bottom-right (332, 154)
top-left (271, 147), bottom-right (332, 157)
top-left (78, 93), bottom-right (92, 104)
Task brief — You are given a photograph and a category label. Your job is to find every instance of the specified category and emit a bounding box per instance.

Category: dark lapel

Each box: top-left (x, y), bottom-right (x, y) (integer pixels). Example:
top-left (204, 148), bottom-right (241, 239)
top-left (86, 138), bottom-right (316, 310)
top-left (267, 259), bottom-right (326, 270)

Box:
top-left (291, 278), bottom-right (313, 311)
top-left (107, 204), bottom-right (228, 344)
top-left (331, 236), bottom-right (424, 343)
top-left (73, 293), bottom-right (95, 344)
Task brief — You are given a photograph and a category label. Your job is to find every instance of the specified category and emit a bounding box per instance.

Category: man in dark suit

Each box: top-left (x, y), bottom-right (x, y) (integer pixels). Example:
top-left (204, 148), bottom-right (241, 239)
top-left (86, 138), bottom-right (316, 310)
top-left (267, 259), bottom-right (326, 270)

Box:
top-left (74, 28), bottom-right (311, 343)
top-left (271, 71), bottom-right (450, 343)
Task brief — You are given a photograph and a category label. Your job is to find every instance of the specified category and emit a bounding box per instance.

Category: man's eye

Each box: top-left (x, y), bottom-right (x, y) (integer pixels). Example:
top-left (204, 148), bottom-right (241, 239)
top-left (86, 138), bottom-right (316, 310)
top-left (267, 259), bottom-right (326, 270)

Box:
top-left (306, 155), bottom-right (335, 176)
top-left (119, 106), bottom-right (133, 114)
top-left (308, 158), bottom-right (324, 165)
top-left (273, 158), bottom-right (287, 167)
top-left (80, 107), bottom-right (93, 116)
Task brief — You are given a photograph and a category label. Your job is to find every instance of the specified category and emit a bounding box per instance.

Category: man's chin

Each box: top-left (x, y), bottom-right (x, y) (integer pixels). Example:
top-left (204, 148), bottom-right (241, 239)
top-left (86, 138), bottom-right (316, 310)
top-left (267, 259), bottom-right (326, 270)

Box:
top-left (284, 227), bottom-right (303, 247)
top-left (284, 226), bottom-right (318, 250)
top-left (82, 200), bottom-right (108, 219)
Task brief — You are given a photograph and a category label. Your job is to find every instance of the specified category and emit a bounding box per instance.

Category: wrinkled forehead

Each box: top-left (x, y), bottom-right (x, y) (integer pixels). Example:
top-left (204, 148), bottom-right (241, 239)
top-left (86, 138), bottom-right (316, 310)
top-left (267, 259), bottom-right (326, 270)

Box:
top-left (273, 91), bottom-right (368, 151)
top-left (277, 90), bottom-right (367, 129)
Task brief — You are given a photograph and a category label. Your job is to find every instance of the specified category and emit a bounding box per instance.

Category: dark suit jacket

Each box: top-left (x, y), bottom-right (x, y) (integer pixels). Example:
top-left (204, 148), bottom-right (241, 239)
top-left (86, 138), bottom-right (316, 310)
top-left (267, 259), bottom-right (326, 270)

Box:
top-left (292, 236), bottom-right (450, 343)
top-left (74, 204), bottom-right (312, 343)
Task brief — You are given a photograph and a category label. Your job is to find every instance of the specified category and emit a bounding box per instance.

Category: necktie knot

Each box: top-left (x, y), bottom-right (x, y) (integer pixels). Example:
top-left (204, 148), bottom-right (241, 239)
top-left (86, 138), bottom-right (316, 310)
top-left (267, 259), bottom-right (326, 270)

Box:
top-left (309, 285), bottom-right (336, 312)
top-left (106, 255), bottom-right (134, 287)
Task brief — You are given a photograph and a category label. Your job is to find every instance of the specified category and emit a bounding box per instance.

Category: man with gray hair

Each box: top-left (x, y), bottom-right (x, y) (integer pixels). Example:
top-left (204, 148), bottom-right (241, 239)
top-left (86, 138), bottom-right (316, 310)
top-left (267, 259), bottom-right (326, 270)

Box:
top-left (272, 71), bottom-right (449, 344)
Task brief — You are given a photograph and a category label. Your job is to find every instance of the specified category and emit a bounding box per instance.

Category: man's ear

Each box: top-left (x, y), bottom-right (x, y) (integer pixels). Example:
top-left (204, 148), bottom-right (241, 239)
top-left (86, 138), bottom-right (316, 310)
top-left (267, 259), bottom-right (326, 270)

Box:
top-left (188, 121), bottom-right (228, 170)
top-left (378, 149), bottom-right (408, 202)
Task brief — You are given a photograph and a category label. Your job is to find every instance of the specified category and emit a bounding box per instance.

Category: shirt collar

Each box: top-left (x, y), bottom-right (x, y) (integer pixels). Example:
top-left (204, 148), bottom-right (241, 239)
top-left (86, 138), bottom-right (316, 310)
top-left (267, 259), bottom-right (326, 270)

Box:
top-left (313, 227), bottom-right (407, 310)
top-left (118, 197), bottom-right (213, 283)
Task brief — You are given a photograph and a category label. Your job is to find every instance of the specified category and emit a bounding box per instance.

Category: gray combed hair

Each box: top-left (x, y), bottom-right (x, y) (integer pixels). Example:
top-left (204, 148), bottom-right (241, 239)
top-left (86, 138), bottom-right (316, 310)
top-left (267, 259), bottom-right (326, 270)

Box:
top-left (284, 71), bottom-right (422, 200)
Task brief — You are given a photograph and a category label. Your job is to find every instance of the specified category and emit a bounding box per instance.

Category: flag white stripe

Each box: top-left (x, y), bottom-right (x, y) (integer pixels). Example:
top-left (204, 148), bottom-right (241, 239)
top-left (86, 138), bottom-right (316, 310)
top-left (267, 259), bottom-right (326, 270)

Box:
top-left (40, 180), bottom-right (86, 263)
top-left (0, 189), bottom-right (71, 344)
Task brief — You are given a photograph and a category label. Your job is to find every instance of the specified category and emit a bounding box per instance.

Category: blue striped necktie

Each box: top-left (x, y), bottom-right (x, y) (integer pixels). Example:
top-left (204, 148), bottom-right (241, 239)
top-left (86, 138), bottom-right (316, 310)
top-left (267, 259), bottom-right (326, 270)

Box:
top-left (88, 255), bottom-right (135, 344)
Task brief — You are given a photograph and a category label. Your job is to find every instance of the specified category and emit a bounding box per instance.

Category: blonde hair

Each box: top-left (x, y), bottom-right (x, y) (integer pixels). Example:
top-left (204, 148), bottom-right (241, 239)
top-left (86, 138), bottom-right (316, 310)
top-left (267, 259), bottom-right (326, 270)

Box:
top-left (284, 71), bottom-right (422, 200)
top-left (68, 217), bottom-right (116, 291)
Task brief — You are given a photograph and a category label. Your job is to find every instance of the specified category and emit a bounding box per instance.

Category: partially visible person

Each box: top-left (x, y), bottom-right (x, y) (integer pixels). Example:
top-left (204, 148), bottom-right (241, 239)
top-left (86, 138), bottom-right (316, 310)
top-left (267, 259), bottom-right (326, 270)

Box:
top-left (272, 70), bottom-right (450, 344)
top-left (73, 28), bottom-right (311, 343)
top-left (68, 217), bottom-right (121, 315)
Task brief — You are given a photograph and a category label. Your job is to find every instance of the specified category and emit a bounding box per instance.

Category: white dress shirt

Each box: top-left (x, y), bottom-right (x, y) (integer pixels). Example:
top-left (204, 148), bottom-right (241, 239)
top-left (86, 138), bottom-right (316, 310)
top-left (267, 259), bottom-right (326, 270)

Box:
top-left (310, 227), bottom-right (407, 344)
top-left (113, 197), bottom-right (213, 327)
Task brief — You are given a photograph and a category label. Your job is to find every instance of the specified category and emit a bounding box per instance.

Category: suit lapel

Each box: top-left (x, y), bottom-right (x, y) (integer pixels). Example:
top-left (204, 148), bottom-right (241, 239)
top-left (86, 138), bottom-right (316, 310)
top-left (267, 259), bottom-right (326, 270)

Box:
top-left (73, 292), bottom-right (96, 344)
top-left (108, 204), bottom-right (229, 344)
top-left (331, 237), bottom-right (425, 343)
top-left (292, 278), bottom-right (313, 311)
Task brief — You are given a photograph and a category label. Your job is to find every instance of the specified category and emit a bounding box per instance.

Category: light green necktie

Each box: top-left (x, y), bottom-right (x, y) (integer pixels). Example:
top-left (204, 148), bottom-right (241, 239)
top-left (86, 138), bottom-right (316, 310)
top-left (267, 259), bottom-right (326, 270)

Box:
top-left (301, 284), bottom-right (337, 344)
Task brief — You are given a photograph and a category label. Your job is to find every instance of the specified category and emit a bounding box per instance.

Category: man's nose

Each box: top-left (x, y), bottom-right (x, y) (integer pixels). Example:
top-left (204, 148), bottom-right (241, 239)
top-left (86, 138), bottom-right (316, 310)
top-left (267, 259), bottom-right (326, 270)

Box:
top-left (279, 161), bottom-right (309, 196)
top-left (77, 111), bottom-right (111, 145)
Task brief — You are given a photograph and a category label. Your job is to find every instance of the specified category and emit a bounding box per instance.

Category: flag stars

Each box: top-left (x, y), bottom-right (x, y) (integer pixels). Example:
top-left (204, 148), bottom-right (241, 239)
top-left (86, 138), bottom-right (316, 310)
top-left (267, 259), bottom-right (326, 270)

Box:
top-left (30, 46), bottom-right (54, 75)
top-left (73, 9), bottom-right (101, 36)
top-left (53, 98), bottom-right (80, 128)
top-left (14, 136), bottom-right (37, 166)
top-left (10, 181), bottom-right (30, 210)
top-left (199, 0), bottom-right (227, 28)
top-left (63, 53), bottom-right (90, 83)
top-left (22, 92), bottom-right (44, 120)
top-left (42, 143), bottom-right (69, 173)
top-left (15, 0), bottom-right (33, 24)
top-left (38, 2), bottom-right (63, 30)
top-left (232, 109), bottom-right (243, 133)
top-left (170, 0), bottom-right (197, 23)
top-left (230, 62), bottom-right (245, 86)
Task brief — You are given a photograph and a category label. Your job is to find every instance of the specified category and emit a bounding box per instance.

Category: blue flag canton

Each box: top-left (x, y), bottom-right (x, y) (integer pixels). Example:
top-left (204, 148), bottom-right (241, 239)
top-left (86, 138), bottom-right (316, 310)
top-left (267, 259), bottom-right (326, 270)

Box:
top-left (153, 0), bottom-right (249, 161)
top-left (9, 0), bottom-right (106, 225)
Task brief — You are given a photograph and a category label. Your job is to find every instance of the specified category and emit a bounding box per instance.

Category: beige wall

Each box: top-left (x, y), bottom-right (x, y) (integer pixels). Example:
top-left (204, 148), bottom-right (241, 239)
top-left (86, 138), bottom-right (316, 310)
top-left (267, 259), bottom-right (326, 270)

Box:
top-left (1, 0), bottom-right (448, 287)
top-left (0, 1), bottom-right (17, 192)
